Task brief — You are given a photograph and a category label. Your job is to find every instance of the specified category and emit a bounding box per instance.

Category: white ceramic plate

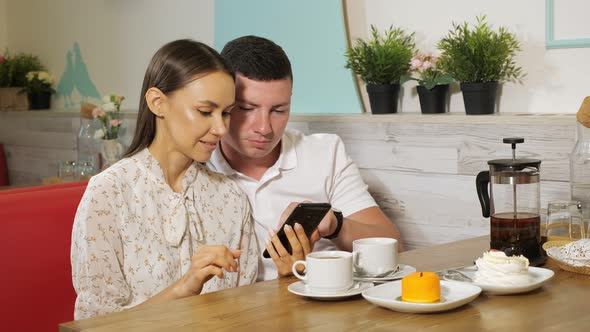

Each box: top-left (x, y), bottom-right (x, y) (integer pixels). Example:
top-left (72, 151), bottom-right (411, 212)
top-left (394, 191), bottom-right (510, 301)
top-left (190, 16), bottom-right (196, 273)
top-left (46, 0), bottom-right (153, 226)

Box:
top-left (354, 264), bottom-right (417, 283)
top-left (444, 266), bottom-right (555, 295)
top-left (362, 280), bottom-right (482, 313)
top-left (288, 281), bottom-right (374, 300)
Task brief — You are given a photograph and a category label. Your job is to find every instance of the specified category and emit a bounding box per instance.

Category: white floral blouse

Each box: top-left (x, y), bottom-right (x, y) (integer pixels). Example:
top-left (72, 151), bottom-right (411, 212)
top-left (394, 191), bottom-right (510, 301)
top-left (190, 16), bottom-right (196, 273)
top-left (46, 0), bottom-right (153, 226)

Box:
top-left (71, 148), bottom-right (258, 319)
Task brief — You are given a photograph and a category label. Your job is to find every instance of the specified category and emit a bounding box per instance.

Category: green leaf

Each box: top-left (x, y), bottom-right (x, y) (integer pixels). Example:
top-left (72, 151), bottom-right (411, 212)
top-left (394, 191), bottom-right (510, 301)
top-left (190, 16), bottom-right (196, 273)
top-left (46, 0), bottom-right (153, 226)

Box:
top-left (400, 75), bottom-right (415, 85)
top-left (434, 73), bottom-right (454, 85)
top-left (424, 82), bottom-right (436, 90)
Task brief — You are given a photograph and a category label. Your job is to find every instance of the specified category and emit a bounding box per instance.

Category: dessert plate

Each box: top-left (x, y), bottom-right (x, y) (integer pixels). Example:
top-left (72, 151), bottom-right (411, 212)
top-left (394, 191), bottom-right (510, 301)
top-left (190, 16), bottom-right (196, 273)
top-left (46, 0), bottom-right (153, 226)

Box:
top-left (442, 266), bottom-right (554, 295)
top-left (362, 280), bottom-right (482, 313)
top-left (354, 264), bottom-right (417, 283)
top-left (288, 281), bottom-right (374, 300)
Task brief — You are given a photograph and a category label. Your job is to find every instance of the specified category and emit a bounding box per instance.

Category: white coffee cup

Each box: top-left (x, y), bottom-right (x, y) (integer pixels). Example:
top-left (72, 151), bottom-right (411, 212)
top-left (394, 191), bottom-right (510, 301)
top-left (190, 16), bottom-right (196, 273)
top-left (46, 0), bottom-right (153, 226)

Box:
top-left (292, 251), bottom-right (353, 294)
top-left (352, 237), bottom-right (398, 277)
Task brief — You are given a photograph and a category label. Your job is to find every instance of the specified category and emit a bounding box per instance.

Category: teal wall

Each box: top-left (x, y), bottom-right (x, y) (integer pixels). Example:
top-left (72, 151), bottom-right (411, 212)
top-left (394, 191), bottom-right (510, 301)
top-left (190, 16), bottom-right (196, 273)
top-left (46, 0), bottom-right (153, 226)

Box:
top-left (214, 0), bottom-right (362, 114)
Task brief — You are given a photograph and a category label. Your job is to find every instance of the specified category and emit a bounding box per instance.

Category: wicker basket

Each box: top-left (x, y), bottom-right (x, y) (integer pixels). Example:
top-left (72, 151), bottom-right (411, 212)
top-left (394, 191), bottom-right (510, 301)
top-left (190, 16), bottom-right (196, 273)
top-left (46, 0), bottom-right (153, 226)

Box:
top-left (543, 240), bottom-right (590, 275)
top-left (0, 87), bottom-right (28, 111)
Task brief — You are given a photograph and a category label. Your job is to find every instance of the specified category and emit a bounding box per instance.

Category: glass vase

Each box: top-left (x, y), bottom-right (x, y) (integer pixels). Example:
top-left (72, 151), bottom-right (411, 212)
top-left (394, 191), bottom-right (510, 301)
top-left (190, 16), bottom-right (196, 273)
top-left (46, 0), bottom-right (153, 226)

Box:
top-left (100, 139), bottom-right (124, 170)
top-left (570, 121), bottom-right (590, 227)
top-left (77, 118), bottom-right (100, 174)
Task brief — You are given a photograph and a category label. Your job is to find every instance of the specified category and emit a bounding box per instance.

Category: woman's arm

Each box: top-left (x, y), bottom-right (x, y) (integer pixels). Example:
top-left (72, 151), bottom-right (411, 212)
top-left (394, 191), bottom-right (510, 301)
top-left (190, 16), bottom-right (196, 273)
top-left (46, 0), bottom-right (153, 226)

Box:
top-left (71, 175), bottom-right (132, 319)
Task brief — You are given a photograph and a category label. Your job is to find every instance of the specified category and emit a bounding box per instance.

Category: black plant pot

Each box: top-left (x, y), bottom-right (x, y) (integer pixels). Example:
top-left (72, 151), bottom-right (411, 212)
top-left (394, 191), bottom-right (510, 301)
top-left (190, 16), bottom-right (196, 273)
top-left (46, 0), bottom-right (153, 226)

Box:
top-left (460, 82), bottom-right (498, 115)
top-left (29, 91), bottom-right (52, 110)
top-left (366, 84), bottom-right (400, 114)
top-left (417, 84), bottom-right (449, 114)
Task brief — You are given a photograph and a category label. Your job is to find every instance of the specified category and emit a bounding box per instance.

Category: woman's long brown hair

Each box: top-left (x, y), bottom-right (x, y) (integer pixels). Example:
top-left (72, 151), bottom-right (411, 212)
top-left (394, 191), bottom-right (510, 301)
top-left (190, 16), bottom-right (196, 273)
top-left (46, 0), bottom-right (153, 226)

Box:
top-left (124, 39), bottom-right (233, 158)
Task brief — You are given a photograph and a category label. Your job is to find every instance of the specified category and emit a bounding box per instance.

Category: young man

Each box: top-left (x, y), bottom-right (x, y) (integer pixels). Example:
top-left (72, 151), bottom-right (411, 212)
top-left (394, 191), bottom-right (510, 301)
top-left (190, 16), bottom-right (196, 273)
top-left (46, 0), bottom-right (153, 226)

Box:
top-left (209, 35), bottom-right (401, 281)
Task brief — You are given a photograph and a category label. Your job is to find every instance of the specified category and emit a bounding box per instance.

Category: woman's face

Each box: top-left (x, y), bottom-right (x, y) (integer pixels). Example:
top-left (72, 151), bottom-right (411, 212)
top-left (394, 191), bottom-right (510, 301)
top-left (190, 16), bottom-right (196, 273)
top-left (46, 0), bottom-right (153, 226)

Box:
top-left (159, 71), bottom-right (235, 162)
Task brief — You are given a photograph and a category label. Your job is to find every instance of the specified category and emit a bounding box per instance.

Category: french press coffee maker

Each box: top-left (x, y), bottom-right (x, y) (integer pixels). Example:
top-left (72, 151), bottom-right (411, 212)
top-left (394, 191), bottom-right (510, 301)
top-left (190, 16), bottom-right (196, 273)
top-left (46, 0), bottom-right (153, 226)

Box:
top-left (476, 138), bottom-right (546, 266)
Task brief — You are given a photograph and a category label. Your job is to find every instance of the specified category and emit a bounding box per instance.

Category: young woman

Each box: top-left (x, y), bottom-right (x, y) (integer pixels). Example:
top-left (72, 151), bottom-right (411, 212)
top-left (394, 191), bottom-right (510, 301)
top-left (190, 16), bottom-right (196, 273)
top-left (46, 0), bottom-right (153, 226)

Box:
top-left (71, 39), bottom-right (258, 319)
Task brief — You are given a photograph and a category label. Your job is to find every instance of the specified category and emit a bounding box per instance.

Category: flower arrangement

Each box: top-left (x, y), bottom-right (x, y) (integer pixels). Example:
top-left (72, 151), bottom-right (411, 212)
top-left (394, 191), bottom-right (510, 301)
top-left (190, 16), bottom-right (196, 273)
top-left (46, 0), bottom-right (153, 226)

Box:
top-left (402, 53), bottom-right (453, 90)
top-left (93, 94), bottom-right (125, 140)
top-left (101, 94), bottom-right (125, 112)
top-left (22, 71), bottom-right (56, 94)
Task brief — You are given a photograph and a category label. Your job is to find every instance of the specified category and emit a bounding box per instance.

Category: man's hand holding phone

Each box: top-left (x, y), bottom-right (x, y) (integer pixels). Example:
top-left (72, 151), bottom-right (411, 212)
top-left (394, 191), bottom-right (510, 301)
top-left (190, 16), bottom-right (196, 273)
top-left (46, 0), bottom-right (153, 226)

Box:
top-left (264, 202), bottom-right (331, 277)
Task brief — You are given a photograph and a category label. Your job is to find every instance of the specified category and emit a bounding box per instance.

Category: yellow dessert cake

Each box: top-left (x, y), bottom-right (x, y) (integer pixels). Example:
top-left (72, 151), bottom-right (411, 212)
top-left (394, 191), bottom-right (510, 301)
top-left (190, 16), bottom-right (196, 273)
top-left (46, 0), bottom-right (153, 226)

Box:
top-left (401, 272), bottom-right (441, 303)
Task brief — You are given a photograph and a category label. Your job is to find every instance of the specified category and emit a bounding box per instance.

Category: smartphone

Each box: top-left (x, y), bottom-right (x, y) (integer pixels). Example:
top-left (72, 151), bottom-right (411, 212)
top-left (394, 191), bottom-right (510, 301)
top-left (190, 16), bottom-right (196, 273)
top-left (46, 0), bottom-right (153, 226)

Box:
top-left (262, 203), bottom-right (332, 259)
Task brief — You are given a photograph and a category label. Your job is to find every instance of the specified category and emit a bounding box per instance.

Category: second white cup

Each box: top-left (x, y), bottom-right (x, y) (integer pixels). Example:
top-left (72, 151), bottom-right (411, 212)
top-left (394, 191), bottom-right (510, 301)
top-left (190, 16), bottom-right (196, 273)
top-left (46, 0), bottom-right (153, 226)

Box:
top-left (352, 237), bottom-right (398, 277)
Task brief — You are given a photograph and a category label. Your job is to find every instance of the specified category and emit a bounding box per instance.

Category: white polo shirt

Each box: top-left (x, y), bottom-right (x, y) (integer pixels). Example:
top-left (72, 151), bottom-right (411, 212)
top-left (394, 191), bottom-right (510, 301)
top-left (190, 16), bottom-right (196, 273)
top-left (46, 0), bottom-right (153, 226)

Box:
top-left (208, 128), bottom-right (377, 281)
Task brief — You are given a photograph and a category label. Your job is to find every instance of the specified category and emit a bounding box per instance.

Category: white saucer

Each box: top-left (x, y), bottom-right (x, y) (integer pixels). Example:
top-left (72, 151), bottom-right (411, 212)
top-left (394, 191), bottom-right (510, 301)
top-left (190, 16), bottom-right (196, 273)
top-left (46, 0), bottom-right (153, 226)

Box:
top-left (288, 281), bottom-right (374, 300)
top-left (354, 264), bottom-right (417, 283)
top-left (443, 266), bottom-right (554, 295)
top-left (362, 280), bottom-right (482, 313)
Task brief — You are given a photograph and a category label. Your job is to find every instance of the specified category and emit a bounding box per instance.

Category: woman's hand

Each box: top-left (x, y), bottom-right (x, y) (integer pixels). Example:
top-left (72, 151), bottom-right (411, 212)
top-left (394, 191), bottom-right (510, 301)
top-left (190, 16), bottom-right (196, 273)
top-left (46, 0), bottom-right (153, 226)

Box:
top-left (265, 222), bottom-right (318, 277)
top-left (172, 245), bottom-right (241, 298)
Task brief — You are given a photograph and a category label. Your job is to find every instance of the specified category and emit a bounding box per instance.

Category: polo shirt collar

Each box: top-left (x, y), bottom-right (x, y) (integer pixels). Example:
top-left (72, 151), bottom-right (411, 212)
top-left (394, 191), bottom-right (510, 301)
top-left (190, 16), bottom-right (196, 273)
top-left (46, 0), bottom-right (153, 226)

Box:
top-left (210, 134), bottom-right (297, 177)
top-left (209, 144), bottom-right (237, 176)
top-left (278, 132), bottom-right (297, 171)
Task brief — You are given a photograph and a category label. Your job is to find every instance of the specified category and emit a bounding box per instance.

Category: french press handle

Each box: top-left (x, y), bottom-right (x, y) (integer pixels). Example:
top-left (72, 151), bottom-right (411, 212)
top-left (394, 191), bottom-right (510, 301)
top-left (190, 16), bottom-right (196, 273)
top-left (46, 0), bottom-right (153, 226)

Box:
top-left (476, 171), bottom-right (490, 218)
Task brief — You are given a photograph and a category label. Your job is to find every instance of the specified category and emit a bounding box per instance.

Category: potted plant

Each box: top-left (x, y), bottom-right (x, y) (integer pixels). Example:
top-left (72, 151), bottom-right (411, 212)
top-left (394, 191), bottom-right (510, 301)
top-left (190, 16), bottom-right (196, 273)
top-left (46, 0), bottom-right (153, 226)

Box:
top-left (402, 53), bottom-right (453, 114)
top-left (0, 52), bottom-right (44, 111)
top-left (22, 71), bottom-right (56, 110)
top-left (437, 16), bottom-right (523, 115)
top-left (345, 25), bottom-right (416, 114)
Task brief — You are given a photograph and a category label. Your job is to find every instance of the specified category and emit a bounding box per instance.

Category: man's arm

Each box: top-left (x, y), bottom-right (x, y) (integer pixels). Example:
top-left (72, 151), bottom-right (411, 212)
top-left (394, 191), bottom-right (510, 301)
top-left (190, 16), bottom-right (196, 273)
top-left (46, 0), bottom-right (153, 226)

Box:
top-left (319, 135), bottom-right (402, 251)
top-left (318, 206), bottom-right (402, 252)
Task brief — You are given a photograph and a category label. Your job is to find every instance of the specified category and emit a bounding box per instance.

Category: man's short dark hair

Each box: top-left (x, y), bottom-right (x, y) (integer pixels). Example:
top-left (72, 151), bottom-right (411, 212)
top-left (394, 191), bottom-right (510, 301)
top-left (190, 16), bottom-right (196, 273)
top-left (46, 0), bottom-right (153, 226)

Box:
top-left (221, 35), bottom-right (293, 82)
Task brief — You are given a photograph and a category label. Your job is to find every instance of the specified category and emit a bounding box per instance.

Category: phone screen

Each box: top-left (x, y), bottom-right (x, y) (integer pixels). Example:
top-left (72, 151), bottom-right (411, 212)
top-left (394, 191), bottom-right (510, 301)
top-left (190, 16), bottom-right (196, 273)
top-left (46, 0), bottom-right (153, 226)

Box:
top-left (262, 203), bottom-right (332, 258)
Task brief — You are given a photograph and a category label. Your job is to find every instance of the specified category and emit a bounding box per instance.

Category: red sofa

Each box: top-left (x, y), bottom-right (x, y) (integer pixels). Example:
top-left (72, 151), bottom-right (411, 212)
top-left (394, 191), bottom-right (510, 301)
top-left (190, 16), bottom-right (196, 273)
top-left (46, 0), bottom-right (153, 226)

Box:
top-left (0, 143), bottom-right (8, 186)
top-left (0, 181), bottom-right (88, 330)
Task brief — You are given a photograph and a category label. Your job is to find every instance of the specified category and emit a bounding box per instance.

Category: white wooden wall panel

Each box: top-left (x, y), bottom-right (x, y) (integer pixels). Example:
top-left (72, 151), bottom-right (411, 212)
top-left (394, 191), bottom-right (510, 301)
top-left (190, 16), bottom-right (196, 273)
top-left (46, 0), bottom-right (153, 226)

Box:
top-left (296, 121), bottom-right (575, 182)
top-left (4, 145), bottom-right (76, 184)
top-left (358, 169), bottom-right (571, 250)
top-left (0, 111), bottom-right (576, 250)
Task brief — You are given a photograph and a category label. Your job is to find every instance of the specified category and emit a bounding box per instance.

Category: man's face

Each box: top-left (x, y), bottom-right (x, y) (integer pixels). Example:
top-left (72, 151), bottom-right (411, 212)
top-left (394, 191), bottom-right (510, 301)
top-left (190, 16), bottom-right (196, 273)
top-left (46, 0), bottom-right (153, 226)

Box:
top-left (222, 74), bottom-right (292, 160)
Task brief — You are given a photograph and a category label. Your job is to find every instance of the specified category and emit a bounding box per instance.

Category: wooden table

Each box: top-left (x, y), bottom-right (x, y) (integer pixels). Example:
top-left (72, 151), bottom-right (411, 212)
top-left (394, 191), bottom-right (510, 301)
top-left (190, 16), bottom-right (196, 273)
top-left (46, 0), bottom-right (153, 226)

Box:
top-left (59, 236), bottom-right (590, 331)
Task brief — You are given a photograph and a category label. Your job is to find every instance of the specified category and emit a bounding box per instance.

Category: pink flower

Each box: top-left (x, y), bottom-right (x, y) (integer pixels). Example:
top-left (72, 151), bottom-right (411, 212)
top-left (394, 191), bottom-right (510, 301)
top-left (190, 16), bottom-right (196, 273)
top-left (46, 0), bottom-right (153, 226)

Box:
top-left (110, 119), bottom-right (121, 127)
top-left (92, 108), bottom-right (105, 118)
top-left (0, 55), bottom-right (4, 65)
top-left (421, 61), bottom-right (433, 71)
top-left (410, 58), bottom-right (422, 70)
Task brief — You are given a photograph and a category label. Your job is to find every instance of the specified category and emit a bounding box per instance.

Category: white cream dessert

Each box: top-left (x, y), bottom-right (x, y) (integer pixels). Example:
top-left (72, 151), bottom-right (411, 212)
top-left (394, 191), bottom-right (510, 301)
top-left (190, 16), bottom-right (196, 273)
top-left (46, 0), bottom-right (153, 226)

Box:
top-left (473, 251), bottom-right (532, 286)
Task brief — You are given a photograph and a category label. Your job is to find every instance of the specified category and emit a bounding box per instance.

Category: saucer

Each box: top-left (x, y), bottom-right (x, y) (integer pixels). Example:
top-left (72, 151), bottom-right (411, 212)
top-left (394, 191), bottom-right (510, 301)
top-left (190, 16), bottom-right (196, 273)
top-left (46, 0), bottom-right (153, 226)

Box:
top-left (288, 281), bottom-right (374, 300)
top-left (362, 280), bottom-right (482, 313)
top-left (442, 266), bottom-right (554, 295)
top-left (354, 264), bottom-right (417, 283)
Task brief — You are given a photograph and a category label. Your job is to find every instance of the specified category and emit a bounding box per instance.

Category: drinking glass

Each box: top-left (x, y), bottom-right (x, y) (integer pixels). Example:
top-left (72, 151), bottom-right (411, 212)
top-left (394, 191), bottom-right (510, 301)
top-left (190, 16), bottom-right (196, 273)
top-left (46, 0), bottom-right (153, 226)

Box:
top-left (76, 161), bottom-right (95, 181)
top-left (546, 200), bottom-right (585, 240)
top-left (58, 160), bottom-right (77, 182)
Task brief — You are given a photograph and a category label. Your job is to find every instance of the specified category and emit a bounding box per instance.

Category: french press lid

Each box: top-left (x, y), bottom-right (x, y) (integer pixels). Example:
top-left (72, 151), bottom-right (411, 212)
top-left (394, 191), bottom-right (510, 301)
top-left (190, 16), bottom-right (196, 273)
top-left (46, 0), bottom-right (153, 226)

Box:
top-left (487, 138), bottom-right (541, 170)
